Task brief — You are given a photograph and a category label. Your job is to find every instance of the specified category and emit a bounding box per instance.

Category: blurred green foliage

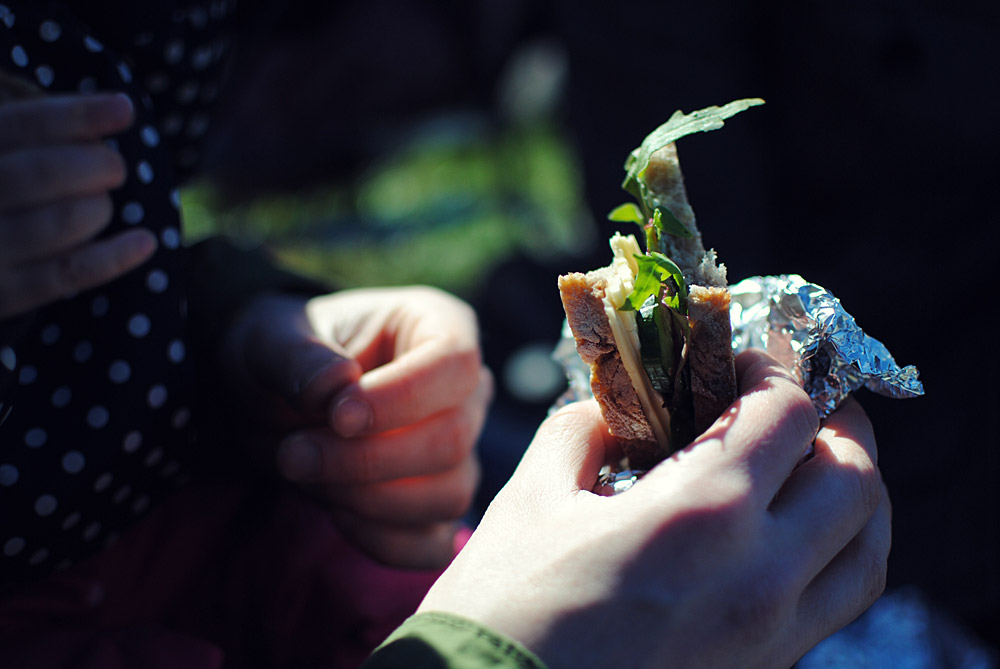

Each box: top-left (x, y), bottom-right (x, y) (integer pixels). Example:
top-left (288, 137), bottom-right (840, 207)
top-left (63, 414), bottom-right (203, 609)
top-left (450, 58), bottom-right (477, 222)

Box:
top-left (182, 122), bottom-right (591, 298)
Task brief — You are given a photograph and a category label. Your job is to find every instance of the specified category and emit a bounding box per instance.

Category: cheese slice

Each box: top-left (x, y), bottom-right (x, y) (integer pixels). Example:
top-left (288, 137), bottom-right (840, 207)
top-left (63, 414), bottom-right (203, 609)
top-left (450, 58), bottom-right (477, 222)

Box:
top-left (601, 234), bottom-right (672, 447)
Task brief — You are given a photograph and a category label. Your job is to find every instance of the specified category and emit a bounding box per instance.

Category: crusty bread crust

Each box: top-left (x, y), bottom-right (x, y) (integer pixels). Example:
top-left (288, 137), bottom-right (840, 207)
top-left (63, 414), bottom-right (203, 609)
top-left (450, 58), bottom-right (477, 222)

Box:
top-left (558, 271), bottom-right (663, 467)
top-left (687, 286), bottom-right (737, 434)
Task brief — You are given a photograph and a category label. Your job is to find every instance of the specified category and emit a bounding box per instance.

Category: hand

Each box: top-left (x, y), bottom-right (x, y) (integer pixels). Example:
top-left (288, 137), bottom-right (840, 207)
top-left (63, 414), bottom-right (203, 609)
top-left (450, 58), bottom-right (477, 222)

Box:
top-left (221, 286), bottom-right (491, 569)
top-left (419, 350), bottom-right (890, 669)
top-left (0, 89), bottom-right (155, 318)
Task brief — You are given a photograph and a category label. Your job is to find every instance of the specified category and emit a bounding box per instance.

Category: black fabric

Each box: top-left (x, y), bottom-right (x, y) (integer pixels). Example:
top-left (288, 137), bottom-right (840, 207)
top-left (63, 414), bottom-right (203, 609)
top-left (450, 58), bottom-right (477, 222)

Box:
top-left (0, 0), bottom-right (305, 587)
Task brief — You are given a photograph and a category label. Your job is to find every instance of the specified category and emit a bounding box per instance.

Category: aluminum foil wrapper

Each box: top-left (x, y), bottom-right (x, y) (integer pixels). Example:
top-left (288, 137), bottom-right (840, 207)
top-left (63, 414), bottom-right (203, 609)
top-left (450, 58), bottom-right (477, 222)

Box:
top-left (730, 274), bottom-right (923, 419)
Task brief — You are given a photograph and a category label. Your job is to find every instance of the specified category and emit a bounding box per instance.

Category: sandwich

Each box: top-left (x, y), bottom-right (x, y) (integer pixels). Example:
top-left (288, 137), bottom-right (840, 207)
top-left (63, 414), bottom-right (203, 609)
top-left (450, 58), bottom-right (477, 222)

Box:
top-left (558, 99), bottom-right (762, 469)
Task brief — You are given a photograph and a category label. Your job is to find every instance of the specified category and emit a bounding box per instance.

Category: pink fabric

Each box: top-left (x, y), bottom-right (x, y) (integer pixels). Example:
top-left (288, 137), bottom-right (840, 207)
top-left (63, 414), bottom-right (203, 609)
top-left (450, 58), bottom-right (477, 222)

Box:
top-left (0, 481), bottom-right (466, 668)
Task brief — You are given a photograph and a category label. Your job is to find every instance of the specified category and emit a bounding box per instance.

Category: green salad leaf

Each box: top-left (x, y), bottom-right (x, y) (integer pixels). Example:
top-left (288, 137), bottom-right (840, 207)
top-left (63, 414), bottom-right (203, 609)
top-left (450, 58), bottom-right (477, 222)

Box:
top-left (621, 252), bottom-right (687, 312)
top-left (607, 202), bottom-right (645, 225)
top-left (622, 98), bottom-right (764, 189)
top-left (653, 206), bottom-right (693, 239)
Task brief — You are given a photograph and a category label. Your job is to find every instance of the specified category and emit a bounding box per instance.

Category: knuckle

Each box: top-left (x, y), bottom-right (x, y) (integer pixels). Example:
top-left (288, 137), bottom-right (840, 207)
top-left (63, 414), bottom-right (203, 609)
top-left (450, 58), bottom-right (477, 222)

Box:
top-left (847, 459), bottom-right (882, 518)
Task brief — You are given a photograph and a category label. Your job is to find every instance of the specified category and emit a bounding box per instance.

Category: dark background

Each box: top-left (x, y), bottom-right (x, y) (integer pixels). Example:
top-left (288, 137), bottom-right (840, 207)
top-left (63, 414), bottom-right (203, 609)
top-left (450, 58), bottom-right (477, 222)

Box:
top-left (202, 0), bottom-right (1000, 647)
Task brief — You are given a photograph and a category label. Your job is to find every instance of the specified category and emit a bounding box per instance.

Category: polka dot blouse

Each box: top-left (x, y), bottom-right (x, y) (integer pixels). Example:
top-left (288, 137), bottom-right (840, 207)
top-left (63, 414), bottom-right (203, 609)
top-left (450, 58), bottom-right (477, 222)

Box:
top-left (0, 0), bottom-right (236, 586)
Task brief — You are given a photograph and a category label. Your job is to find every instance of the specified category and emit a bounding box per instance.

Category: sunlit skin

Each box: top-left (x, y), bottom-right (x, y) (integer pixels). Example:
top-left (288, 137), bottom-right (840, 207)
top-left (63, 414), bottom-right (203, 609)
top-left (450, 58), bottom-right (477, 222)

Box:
top-left (219, 287), bottom-right (491, 569)
top-left (419, 350), bottom-right (889, 669)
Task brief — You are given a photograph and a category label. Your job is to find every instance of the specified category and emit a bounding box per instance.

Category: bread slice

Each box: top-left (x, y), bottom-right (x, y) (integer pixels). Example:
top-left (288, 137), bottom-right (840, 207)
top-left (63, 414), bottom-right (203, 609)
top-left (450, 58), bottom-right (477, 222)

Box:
top-left (559, 143), bottom-right (736, 466)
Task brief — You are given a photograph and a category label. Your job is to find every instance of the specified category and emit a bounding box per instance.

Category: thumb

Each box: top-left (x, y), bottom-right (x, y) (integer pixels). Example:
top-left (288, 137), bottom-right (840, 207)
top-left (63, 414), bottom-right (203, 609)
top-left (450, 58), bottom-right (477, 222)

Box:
top-left (243, 319), bottom-right (363, 416)
top-left (511, 399), bottom-right (613, 497)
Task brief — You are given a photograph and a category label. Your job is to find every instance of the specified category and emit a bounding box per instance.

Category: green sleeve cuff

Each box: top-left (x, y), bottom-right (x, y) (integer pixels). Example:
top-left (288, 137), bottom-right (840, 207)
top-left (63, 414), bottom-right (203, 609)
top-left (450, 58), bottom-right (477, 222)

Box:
top-left (363, 612), bottom-right (549, 669)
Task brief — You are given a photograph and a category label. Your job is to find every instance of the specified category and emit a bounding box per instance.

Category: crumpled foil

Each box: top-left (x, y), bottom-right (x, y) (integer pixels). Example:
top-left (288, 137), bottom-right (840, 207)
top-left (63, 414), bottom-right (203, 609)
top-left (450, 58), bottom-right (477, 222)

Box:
top-left (730, 274), bottom-right (923, 419)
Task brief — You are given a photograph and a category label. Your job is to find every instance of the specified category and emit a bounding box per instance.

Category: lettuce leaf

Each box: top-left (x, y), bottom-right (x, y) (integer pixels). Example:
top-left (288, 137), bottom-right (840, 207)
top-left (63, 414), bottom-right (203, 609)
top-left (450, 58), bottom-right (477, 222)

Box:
top-left (622, 98), bottom-right (764, 190)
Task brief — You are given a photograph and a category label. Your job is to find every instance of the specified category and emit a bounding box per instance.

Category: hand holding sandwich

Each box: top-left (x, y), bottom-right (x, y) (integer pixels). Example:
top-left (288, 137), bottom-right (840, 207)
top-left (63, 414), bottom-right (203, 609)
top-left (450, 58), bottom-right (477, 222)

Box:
top-left (220, 286), bottom-right (490, 569)
top-left (418, 349), bottom-right (890, 669)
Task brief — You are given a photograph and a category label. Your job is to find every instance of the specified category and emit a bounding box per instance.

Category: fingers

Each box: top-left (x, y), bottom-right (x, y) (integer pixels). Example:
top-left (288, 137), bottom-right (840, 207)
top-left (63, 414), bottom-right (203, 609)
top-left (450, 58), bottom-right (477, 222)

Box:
top-left (0, 228), bottom-right (156, 318)
top-left (332, 514), bottom-right (462, 570)
top-left (240, 297), bottom-right (363, 416)
top-left (0, 144), bottom-right (127, 210)
top-left (320, 455), bottom-right (480, 525)
top-left (277, 369), bottom-right (491, 485)
top-left (322, 286), bottom-right (485, 437)
top-left (0, 92), bottom-right (134, 152)
top-left (641, 350), bottom-right (818, 509)
top-left (0, 194), bottom-right (113, 265)
top-left (510, 399), bottom-right (613, 496)
top-left (796, 480), bottom-right (891, 640)
top-left (770, 399), bottom-right (883, 584)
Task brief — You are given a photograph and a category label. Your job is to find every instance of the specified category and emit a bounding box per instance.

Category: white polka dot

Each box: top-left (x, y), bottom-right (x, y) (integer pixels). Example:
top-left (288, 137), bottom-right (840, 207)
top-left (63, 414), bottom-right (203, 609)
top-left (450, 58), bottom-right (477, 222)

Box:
top-left (116, 61), bottom-right (132, 83)
top-left (161, 227), bottom-right (181, 249)
top-left (24, 428), bottom-right (46, 448)
top-left (131, 495), bottom-right (150, 515)
top-left (176, 82), bottom-right (199, 105)
top-left (128, 313), bottom-right (151, 337)
top-left (3, 537), bottom-right (25, 557)
top-left (146, 269), bottom-right (168, 293)
top-left (34, 64), bottom-right (53, 87)
top-left (18, 365), bottom-right (37, 384)
top-left (147, 384), bottom-right (167, 408)
top-left (11, 44), bottom-right (28, 67)
top-left (108, 360), bottom-right (131, 383)
top-left (93, 473), bottom-right (112, 493)
top-left (40, 323), bottom-right (60, 344)
top-left (86, 406), bottom-right (109, 429)
top-left (169, 189), bottom-right (182, 209)
top-left (171, 407), bottom-right (191, 429)
top-left (140, 125), bottom-right (160, 147)
top-left (51, 386), bottom-right (71, 407)
top-left (144, 447), bottom-right (164, 467)
top-left (62, 511), bottom-right (81, 530)
top-left (28, 548), bottom-right (49, 566)
top-left (123, 431), bottom-right (142, 453)
top-left (0, 345), bottom-right (15, 371)
top-left (191, 46), bottom-right (212, 70)
top-left (167, 339), bottom-right (186, 364)
top-left (34, 494), bottom-right (57, 517)
top-left (112, 485), bottom-right (132, 504)
top-left (0, 6), bottom-right (14, 30)
top-left (39, 20), bottom-right (62, 42)
top-left (82, 522), bottom-right (101, 541)
top-left (62, 450), bottom-right (85, 474)
top-left (73, 340), bottom-right (93, 363)
top-left (0, 464), bottom-right (19, 486)
top-left (78, 76), bottom-right (97, 94)
top-left (90, 295), bottom-right (109, 317)
top-left (122, 201), bottom-right (144, 224)
top-left (83, 35), bottom-right (103, 52)
top-left (164, 40), bottom-right (184, 64)
top-left (146, 72), bottom-right (169, 93)
top-left (136, 160), bottom-right (154, 184)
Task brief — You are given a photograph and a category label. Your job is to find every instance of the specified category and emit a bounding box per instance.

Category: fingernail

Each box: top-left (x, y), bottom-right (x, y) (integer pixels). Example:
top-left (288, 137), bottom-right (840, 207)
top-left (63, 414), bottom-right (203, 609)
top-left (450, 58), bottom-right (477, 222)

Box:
top-left (277, 436), bottom-right (319, 482)
top-left (333, 397), bottom-right (372, 438)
